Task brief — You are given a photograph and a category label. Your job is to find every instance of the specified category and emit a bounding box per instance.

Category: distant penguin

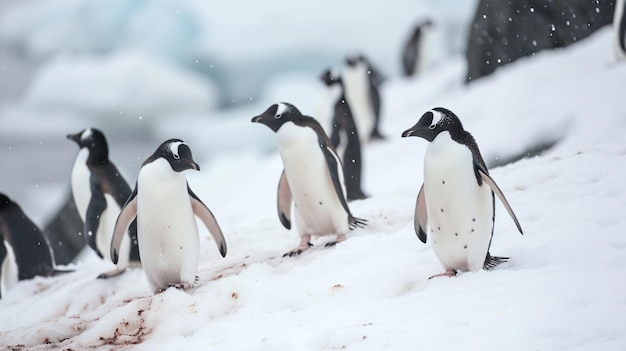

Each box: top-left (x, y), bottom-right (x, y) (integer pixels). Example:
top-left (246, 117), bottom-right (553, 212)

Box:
top-left (0, 193), bottom-right (70, 298)
top-left (252, 103), bottom-right (366, 257)
top-left (111, 139), bottom-right (227, 293)
top-left (318, 68), bottom-right (368, 201)
top-left (343, 54), bottom-right (384, 142)
top-left (401, 108), bottom-right (523, 278)
top-left (67, 128), bottom-right (140, 278)
top-left (614, 0), bottom-right (626, 59)
top-left (402, 19), bottom-right (434, 77)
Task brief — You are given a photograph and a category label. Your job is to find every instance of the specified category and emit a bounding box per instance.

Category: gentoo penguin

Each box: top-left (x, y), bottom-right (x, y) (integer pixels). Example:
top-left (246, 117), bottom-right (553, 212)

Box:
top-left (402, 20), bottom-right (434, 77)
top-left (614, 0), bottom-right (626, 59)
top-left (401, 107), bottom-right (523, 278)
top-left (343, 54), bottom-right (384, 142)
top-left (318, 69), bottom-right (367, 201)
top-left (110, 139), bottom-right (227, 293)
top-left (251, 102), bottom-right (366, 257)
top-left (0, 193), bottom-right (70, 298)
top-left (67, 128), bottom-right (140, 278)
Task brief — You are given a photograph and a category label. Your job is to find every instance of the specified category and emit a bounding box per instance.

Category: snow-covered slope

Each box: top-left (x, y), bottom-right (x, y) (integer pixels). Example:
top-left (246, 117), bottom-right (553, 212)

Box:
top-left (1, 28), bottom-right (626, 350)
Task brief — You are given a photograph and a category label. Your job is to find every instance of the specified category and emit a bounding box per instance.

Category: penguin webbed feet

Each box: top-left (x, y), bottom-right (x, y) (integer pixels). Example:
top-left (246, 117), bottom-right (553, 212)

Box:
top-left (349, 216), bottom-right (367, 229)
top-left (283, 242), bottom-right (314, 257)
top-left (163, 282), bottom-right (193, 292)
top-left (97, 268), bottom-right (126, 280)
top-left (324, 233), bottom-right (346, 248)
top-left (428, 269), bottom-right (457, 279)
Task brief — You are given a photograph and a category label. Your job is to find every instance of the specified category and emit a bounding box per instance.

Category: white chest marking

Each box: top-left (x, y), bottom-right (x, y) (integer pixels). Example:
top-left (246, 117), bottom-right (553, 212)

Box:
top-left (276, 123), bottom-right (348, 236)
top-left (423, 133), bottom-right (493, 272)
top-left (137, 158), bottom-right (199, 291)
top-left (70, 148), bottom-right (91, 221)
top-left (343, 64), bottom-right (374, 143)
top-left (1, 241), bottom-right (19, 297)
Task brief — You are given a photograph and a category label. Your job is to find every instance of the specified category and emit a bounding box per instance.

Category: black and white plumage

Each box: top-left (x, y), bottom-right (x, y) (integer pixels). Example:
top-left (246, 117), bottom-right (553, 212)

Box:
top-left (0, 193), bottom-right (70, 298)
top-left (318, 69), bottom-right (367, 201)
top-left (615, 0), bottom-right (626, 59)
top-left (252, 103), bottom-right (366, 257)
top-left (401, 107), bottom-right (523, 278)
top-left (111, 139), bottom-right (227, 293)
top-left (343, 54), bottom-right (384, 142)
top-left (402, 20), bottom-right (434, 77)
top-left (67, 128), bottom-right (140, 279)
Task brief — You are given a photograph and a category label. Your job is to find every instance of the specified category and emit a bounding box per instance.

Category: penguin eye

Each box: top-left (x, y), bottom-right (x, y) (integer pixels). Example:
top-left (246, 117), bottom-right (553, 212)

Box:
top-left (428, 124), bottom-right (437, 130)
top-left (274, 114), bottom-right (281, 119)
top-left (172, 152), bottom-right (180, 160)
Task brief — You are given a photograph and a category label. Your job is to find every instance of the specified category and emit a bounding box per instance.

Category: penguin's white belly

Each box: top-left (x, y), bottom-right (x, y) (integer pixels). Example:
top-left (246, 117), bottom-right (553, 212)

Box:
top-left (137, 160), bottom-right (199, 291)
top-left (277, 124), bottom-right (348, 236)
top-left (1, 241), bottom-right (19, 297)
top-left (424, 135), bottom-right (493, 272)
top-left (70, 149), bottom-right (91, 221)
top-left (343, 69), bottom-right (374, 143)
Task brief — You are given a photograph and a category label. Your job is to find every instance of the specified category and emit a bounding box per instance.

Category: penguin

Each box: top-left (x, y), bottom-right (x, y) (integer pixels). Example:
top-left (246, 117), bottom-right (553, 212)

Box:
top-left (401, 107), bottom-right (523, 278)
top-left (343, 54), bottom-right (384, 142)
top-left (110, 139), bottom-right (227, 293)
top-left (402, 19), bottom-right (434, 77)
top-left (318, 68), bottom-right (368, 201)
top-left (251, 102), bottom-right (366, 257)
top-left (614, 0), bottom-right (626, 59)
top-left (0, 193), bottom-right (70, 298)
top-left (67, 128), bottom-right (140, 279)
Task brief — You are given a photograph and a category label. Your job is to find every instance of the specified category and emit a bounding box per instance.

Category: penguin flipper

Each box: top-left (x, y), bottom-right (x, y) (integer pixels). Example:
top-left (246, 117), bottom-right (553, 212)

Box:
top-left (111, 188), bottom-right (138, 264)
top-left (188, 186), bottom-right (227, 258)
top-left (277, 170), bottom-right (293, 230)
top-left (85, 190), bottom-right (107, 258)
top-left (476, 167), bottom-right (523, 235)
top-left (415, 183), bottom-right (428, 243)
top-left (319, 141), bottom-right (367, 229)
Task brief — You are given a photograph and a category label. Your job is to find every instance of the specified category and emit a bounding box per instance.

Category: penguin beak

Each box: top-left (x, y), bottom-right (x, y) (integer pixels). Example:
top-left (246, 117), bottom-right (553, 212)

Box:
top-left (401, 124), bottom-right (427, 139)
top-left (189, 161), bottom-right (200, 171)
top-left (67, 132), bottom-right (81, 143)
top-left (251, 113), bottom-right (271, 127)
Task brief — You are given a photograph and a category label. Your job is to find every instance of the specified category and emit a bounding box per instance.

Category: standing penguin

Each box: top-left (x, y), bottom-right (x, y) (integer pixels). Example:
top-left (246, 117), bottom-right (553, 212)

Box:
top-left (402, 20), bottom-right (434, 77)
top-left (401, 108), bottom-right (523, 278)
top-left (67, 128), bottom-right (140, 278)
top-left (614, 0), bottom-right (626, 59)
top-left (318, 68), bottom-right (367, 201)
top-left (343, 54), bottom-right (384, 142)
top-left (110, 139), bottom-right (227, 293)
top-left (251, 103), bottom-right (366, 257)
top-left (0, 193), bottom-right (70, 298)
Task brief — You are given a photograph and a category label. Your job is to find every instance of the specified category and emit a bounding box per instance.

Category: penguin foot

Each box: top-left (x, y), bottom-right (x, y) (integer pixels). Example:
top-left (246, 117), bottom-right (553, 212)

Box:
top-left (325, 233), bottom-right (346, 247)
top-left (97, 268), bottom-right (126, 279)
top-left (347, 190), bottom-right (369, 202)
top-left (166, 282), bottom-right (193, 291)
top-left (428, 270), bottom-right (457, 279)
top-left (283, 242), bottom-right (313, 257)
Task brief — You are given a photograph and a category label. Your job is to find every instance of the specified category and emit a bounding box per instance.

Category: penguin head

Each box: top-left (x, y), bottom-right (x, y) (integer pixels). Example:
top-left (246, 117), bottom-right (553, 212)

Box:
top-left (67, 128), bottom-right (109, 161)
top-left (345, 54), bottom-right (366, 67)
top-left (401, 107), bottom-right (463, 142)
top-left (251, 102), bottom-right (302, 132)
top-left (147, 139), bottom-right (200, 172)
top-left (319, 69), bottom-right (342, 86)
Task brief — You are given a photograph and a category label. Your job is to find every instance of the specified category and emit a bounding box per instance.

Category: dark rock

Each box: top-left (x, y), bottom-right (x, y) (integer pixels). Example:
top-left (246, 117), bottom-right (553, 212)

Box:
top-left (466, 0), bottom-right (616, 83)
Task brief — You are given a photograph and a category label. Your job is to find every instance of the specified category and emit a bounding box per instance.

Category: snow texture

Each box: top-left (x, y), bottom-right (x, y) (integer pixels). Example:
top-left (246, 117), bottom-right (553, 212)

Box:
top-left (1, 26), bottom-right (625, 350)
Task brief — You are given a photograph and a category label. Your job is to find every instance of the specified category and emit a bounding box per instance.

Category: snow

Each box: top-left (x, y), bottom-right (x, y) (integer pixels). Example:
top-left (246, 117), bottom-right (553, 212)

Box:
top-left (1, 18), bottom-right (626, 351)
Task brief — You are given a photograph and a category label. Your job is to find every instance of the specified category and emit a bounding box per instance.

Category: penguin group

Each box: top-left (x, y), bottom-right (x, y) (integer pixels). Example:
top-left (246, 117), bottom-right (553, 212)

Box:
top-left (0, 22), bottom-right (526, 298)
